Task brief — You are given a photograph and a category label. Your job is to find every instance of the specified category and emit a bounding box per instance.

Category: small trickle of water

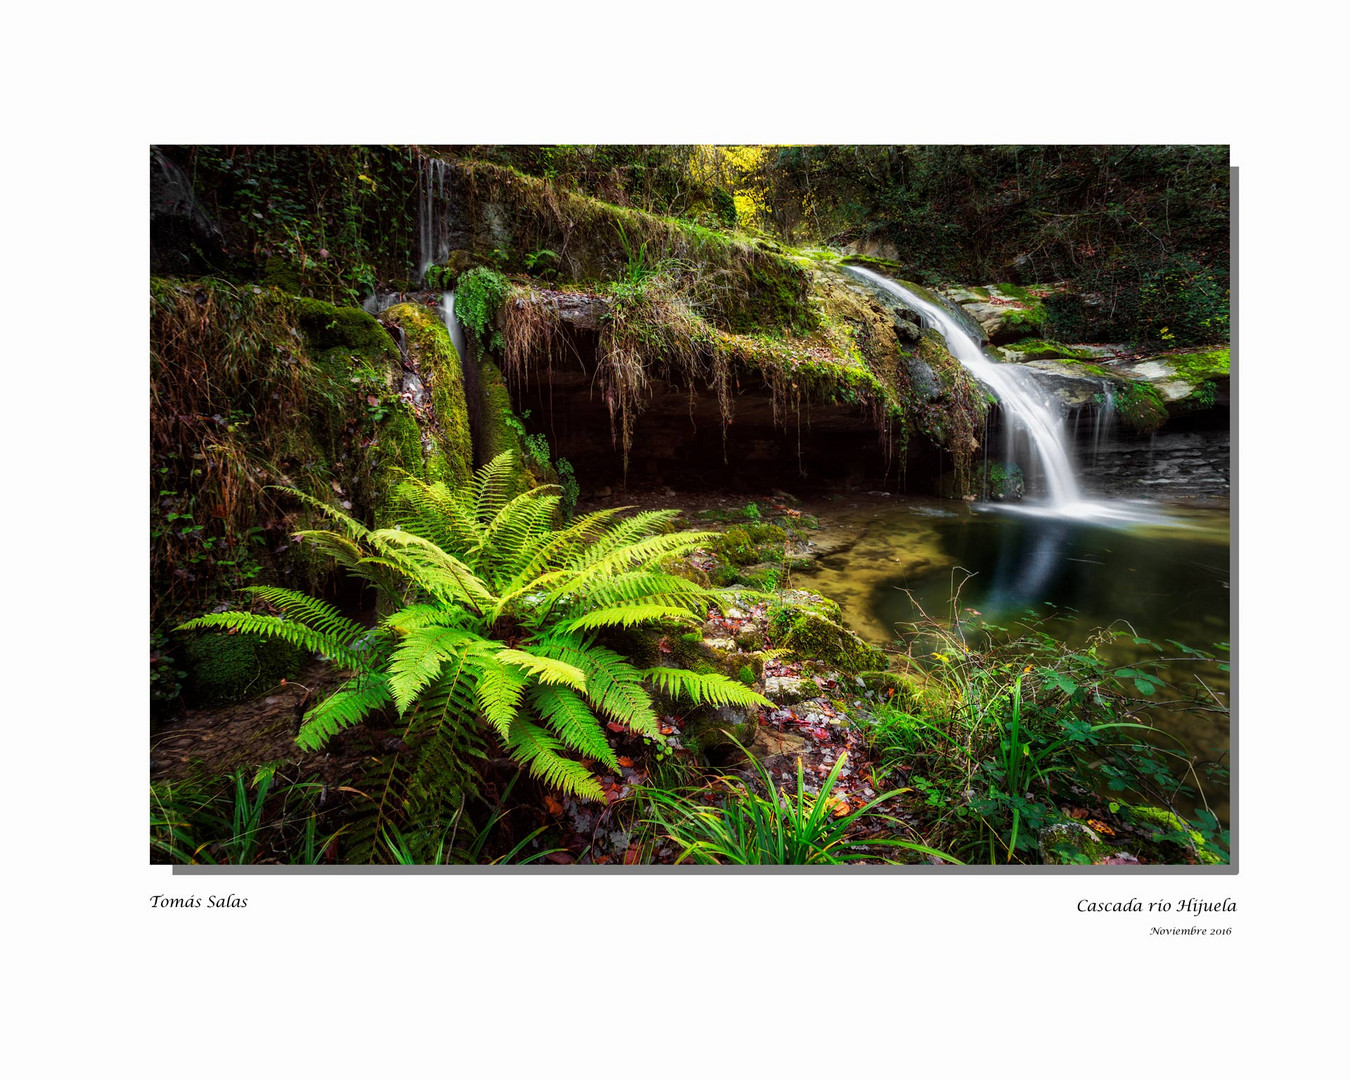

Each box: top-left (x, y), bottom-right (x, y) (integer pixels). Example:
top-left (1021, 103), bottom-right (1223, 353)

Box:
top-left (439, 291), bottom-right (467, 360)
top-left (362, 291), bottom-right (410, 315)
top-left (1092, 384), bottom-right (1115, 466)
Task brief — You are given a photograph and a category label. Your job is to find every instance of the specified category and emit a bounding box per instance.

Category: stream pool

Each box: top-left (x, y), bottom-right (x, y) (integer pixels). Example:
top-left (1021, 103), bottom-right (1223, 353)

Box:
top-left (801, 496), bottom-right (1232, 823)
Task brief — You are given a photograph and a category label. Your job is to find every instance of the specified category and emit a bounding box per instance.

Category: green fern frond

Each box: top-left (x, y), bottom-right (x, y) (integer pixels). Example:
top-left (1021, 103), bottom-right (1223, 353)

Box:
top-left (472, 450), bottom-right (530, 523)
top-left (585, 571), bottom-right (712, 609)
top-left (296, 673), bottom-right (393, 751)
top-left (534, 636), bottom-right (660, 736)
top-left (563, 510), bottom-right (685, 569)
top-left (390, 476), bottom-right (483, 562)
top-left (403, 649), bottom-right (480, 746)
top-left (478, 490), bottom-right (563, 584)
top-left (505, 716), bottom-right (606, 802)
top-left (274, 485), bottom-right (372, 542)
top-left (530, 684), bottom-right (618, 770)
top-left (561, 603), bottom-right (702, 633)
top-left (495, 648), bottom-right (587, 691)
top-left (557, 531), bottom-right (718, 595)
top-left (503, 506), bottom-right (630, 587)
top-left (465, 650), bottom-right (529, 739)
top-left (175, 611), bottom-right (369, 671)
top-left (238, 586), bottom-right (368, 647)
top-left (640, 667), bottom-right (773, 710)
top-left (387, 626), bottom-right (477, 715)
top-left (384, 604), bottom-right (472, 634)
top-left (367, 530), bottom-right (499, 613)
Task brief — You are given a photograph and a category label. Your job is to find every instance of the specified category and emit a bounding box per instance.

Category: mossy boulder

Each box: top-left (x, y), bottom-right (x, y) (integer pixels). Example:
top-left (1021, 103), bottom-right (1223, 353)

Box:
top-left (767, 599), bottom-right (886, 675)
top-left (683, 704), bottom-right (760, 762)
top-left (715, 522), bottom-right (787, 568)
top-left (182, 632), bottom-right (308, 709)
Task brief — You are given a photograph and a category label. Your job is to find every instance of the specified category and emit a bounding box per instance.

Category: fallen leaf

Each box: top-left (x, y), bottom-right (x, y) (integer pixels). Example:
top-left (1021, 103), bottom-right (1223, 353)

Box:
top-left (543, 795), bottom-right (564, 816)
top-left (616, 756), bottom-right (634, 768)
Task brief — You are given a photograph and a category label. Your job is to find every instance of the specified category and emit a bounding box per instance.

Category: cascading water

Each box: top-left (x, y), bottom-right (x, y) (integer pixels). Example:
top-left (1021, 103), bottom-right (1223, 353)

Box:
top-left (417, 156), bottom-right (452, 282)
top-left (844, 265), bottom-right (1167, 524)
top-left (846, 264), bottom-right (1080, 504)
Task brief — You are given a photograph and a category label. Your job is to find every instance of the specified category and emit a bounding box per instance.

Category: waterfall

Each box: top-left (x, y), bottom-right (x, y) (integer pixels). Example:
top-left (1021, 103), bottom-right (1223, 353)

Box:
top-left (417, 156), bottom-right (452, 282)
top-left (846, 265), bottom-right (1081, 505)
top-left (844, 265), bottom-right (1180, 526)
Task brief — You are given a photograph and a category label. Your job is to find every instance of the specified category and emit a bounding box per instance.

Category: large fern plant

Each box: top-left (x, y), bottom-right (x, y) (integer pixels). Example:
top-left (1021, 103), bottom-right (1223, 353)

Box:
top-left (178, 452), bottom-right (770, 804)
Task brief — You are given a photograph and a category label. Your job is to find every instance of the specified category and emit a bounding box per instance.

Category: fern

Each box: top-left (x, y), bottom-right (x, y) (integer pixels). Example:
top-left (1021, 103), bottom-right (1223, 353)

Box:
top-left (641, 667), bottom-right (773, 710)
top-left (176, 609), bottom-right (374, 671)
top-left (178, 450), bottom-right (770, 860)
top-left (296, 673), bottom-right (393, 751)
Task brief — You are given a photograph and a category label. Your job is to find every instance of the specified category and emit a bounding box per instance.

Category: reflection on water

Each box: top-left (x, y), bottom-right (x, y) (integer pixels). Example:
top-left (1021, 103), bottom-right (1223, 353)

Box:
top-left (802, 497), bottom-right (1231, 823)
top-left (901, 505), bottom-right (1231, 640)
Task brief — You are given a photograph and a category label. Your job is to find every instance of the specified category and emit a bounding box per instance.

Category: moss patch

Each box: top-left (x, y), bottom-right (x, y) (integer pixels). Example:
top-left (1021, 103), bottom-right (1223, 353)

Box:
top-left (450, 156), bottom-right (815, 334)
top-left (1167, 346), bottom-right (1230, 383)
top-left (182, 632), bottom-right (308, 709)
top-left (1113, 380), bottom-right (1170, 433)
top-left (293, 297), bottom-right (398, 358)
top-left (1005, 338), bottom-right (1097, 362)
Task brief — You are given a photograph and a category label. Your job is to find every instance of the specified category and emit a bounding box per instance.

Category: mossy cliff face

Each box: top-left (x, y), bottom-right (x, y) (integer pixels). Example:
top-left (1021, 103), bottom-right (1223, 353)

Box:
top-left (466, 258), bottom-right (986, 493)
top-left (423, 155), bottom-right (815, 335)
top-left (151, 279), bottom-right (472, 713)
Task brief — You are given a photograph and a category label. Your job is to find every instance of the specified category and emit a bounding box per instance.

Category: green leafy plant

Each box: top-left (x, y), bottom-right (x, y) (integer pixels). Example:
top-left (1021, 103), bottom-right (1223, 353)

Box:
top-left (177, 452), bottom-right (771, 813)
top-left (455, 266), bottom-right (510, 352)
top-left (877, 601), bottom-right (1230, 864)
top-left (523, 248), bottom-right (559, 278)
top-left (643, 739), bottom-right (959, 865)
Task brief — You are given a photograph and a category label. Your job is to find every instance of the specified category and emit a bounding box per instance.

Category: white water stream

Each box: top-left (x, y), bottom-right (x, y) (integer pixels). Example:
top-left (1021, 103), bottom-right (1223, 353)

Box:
top-left (845, 265), bottom-right (1170, 526)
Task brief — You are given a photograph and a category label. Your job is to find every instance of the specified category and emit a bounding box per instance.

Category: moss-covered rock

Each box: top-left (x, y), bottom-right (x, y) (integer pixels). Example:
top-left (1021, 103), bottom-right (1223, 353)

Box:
top-left (683, 704), bottom-right (760, 762)
top-left (1112, 379), bottom-right (1170, 433)
top-left (293, 296), bottom-right (398, 357)
top-left (767, 598), bottom-right (886, 675)
top-left (182, 632), bottom-right (308, 709)
top-left (380, 302), bottom-right (474, 486)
